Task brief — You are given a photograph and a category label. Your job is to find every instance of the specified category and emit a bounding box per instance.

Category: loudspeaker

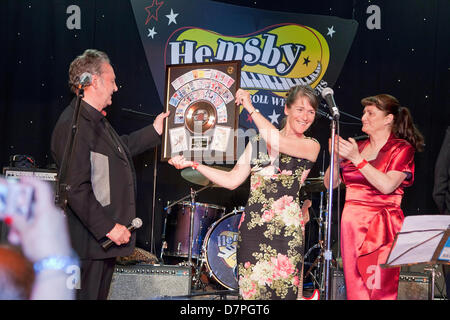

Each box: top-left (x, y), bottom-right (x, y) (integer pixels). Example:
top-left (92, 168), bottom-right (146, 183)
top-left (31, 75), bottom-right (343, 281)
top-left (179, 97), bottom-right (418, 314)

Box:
top-left (330, 269), bottom-right (347, 300)
top-left (107, 264), bottom-right (191, 300)
top-left (329, 268), bottom-right (432, 300)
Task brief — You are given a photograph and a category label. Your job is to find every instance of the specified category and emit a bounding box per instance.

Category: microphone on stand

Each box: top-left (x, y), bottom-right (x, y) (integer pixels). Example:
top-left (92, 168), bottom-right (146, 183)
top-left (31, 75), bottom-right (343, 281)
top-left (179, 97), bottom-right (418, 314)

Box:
top-left (321, 87), bottom-right (340, 120)
top-left (101, 218), bottom-right (143, 250)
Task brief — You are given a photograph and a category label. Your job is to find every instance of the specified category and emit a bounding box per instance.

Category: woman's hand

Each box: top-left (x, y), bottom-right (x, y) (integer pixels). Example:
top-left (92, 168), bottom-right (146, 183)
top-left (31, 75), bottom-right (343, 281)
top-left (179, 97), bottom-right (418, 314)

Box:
top-left (235, 89), bottom-right (253, 112)
top-left (168, 155), bottom-right (194, 170)
top-left (337, 137), bottom-right (363, 164)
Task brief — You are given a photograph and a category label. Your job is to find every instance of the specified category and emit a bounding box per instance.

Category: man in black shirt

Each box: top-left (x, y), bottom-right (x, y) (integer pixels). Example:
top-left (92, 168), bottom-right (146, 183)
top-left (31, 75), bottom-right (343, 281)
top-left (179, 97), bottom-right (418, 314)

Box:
top-left (51, 49), bottom-right (168, 299)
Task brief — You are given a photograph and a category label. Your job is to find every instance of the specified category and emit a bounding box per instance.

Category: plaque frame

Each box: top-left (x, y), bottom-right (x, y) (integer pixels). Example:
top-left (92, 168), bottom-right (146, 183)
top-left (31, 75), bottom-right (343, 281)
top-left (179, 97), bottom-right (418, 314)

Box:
top-left (161, 60), bottom-right (241, 163)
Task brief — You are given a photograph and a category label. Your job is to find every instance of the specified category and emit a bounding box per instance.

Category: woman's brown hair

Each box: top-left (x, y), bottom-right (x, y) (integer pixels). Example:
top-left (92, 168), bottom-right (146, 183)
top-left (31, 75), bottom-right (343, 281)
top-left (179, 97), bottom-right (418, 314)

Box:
top-left (285, 85), bottom-right (319, 111)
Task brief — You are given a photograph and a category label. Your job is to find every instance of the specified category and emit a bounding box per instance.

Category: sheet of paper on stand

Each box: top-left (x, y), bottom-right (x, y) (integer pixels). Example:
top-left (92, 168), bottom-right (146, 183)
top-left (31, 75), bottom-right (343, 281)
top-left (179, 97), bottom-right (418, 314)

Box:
top-left (384, 215), bottom-right (450, 267)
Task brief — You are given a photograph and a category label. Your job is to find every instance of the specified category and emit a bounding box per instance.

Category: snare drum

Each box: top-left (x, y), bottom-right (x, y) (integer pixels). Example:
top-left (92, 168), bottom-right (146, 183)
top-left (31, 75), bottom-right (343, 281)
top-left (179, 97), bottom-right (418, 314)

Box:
top-left (202, 209), bottom-right (244, 290)
top-left (165, 201), bottom-right (225, 259)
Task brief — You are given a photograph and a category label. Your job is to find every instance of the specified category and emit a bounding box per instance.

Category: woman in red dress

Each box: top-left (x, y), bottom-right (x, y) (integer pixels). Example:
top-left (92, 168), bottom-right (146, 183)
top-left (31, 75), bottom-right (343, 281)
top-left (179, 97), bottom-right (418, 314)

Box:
top-left (324, 94), bottom-right (424, 300)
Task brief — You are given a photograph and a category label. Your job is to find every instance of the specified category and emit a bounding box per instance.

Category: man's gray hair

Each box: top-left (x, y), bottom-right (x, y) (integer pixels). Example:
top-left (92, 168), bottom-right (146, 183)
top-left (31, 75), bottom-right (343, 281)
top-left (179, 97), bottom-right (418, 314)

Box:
top-left (68, 49), bottom-right (110, 93)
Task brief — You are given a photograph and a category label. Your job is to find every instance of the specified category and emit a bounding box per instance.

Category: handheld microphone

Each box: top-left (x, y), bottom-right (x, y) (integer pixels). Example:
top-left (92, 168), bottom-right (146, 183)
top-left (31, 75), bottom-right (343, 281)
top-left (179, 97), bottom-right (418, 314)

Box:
top-left (79, 72), bottom-right (92, 87)
top-left (321, 87), bottom-right (340, 120)
top-left (101, 217), bottom-right (143, 250)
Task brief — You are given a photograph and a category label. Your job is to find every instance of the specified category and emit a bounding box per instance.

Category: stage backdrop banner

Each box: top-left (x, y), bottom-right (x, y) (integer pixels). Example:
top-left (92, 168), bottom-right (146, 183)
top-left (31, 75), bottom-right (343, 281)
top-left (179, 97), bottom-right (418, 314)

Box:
top-left (130, 0), bottom-right (358, 130)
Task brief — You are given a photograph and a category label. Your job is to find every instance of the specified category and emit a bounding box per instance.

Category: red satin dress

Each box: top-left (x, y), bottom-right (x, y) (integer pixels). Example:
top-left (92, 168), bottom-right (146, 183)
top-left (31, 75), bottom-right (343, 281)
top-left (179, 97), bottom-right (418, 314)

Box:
top-left (340, 134), bottom-right (415, 300)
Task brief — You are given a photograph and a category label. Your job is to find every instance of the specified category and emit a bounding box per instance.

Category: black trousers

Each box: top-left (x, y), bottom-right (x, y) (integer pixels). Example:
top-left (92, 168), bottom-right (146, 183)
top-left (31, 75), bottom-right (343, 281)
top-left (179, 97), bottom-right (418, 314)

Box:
top-left (77, 258), bottom-right (116, 300)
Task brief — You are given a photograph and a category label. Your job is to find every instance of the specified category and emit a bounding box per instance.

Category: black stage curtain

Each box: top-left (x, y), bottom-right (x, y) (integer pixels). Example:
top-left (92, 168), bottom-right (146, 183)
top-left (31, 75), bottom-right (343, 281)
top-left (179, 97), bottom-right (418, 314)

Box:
top-left (1, 0), bottom-right (449, 256)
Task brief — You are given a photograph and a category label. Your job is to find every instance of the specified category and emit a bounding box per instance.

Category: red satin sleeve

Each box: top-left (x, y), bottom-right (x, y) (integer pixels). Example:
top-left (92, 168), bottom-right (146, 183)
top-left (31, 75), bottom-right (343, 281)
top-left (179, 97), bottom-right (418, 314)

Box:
top-left (386, 142), bottom-right (415, 187)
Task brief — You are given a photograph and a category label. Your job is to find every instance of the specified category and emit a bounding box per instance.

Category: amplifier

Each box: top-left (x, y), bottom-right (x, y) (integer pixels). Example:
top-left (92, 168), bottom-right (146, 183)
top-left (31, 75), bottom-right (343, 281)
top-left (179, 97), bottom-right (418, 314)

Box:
top-left (330, 268), bottom-right (432, 300)
top-left (2, 167), bottom-right (58, 182)
top-left (107, 264), bottom-right (191, 300)
top-left (398, 272), bottom-right (431, 300)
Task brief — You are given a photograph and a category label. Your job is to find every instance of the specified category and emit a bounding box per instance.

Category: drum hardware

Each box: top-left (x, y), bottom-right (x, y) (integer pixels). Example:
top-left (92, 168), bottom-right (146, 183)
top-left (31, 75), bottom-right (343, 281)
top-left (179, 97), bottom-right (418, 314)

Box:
top-left (163, 183), bottom-right (227, 291)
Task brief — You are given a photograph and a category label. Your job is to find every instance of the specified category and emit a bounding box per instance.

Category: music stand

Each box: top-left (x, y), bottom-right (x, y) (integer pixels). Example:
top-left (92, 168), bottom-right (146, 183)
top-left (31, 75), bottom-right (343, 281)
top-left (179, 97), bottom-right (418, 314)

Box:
top-left (382, 215), bottom-right (450, 299)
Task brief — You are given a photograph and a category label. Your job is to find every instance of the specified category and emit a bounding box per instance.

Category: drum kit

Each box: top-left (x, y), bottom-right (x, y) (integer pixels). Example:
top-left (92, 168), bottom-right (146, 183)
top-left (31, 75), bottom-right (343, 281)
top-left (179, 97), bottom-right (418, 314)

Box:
top-left (160, 166), bottom-right (338, 296)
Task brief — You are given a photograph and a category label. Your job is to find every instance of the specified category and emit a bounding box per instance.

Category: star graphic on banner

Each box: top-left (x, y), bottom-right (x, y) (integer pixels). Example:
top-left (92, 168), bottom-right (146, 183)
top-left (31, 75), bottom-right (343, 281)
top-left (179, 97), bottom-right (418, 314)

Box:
top-left (166, 8), bottom-right (179, 25)
top-left (268, 109), bottom-right (280, 124)
top-left (147, 27), bottom-right (157, 39)
top-left (145, 0), bottom-right (164, 25)
top-left (327, 26), bottom-right (336, 38)
top-left (303, 56), bottom-right (311, 66)
top-left (246, 113), bottom-right (254, 123)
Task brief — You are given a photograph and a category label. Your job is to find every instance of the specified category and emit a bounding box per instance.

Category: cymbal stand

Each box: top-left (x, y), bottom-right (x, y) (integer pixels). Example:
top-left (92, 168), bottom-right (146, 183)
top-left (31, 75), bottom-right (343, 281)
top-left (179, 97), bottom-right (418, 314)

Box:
top-left (188, 188), bottom-right (196, 268)
top-left (304, 241), bottom-right (323, 288)
top-left (163, 184), bottom-right (212, 212)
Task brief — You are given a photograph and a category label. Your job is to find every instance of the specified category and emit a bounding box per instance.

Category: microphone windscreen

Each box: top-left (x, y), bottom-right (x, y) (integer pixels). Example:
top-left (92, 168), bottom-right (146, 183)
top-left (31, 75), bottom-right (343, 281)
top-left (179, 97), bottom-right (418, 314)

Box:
top-left (131, 217), bottom-right (143, 229)
top-left (321, 87), bottom-right (334, 98)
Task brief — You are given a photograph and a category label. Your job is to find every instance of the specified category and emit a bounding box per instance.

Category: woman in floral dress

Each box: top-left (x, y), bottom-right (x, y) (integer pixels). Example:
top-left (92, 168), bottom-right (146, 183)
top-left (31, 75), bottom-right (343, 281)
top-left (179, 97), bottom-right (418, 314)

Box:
top-left (169, 85), bottom-right (320, 299)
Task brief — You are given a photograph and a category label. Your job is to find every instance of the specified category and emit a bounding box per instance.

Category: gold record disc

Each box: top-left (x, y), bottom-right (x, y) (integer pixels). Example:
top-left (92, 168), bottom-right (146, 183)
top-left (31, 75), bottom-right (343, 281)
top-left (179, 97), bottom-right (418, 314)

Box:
top-left (185, 100), bottom-right (216, 134)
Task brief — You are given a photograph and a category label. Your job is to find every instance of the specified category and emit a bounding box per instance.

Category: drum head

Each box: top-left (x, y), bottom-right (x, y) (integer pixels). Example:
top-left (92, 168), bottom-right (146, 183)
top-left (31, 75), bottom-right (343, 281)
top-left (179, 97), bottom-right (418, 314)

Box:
top-left (203, 211), bottom-right (243, 290)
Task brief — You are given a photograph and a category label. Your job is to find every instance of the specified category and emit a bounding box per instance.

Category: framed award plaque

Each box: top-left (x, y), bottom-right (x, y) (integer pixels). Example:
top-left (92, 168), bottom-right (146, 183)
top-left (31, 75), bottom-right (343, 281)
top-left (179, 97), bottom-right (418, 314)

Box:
top-left (161, 61), bottom-right (241, 163)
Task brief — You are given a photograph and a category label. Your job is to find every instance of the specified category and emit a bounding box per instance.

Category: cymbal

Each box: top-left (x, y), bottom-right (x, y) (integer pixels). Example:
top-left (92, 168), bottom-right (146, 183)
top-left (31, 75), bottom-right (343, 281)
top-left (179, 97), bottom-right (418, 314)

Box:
top-left (302, 177), bottom-right (326, 193)
top-left (181, 165), bottom-right (231, 187)
top-left (302, 177), bottom-right (344, 193)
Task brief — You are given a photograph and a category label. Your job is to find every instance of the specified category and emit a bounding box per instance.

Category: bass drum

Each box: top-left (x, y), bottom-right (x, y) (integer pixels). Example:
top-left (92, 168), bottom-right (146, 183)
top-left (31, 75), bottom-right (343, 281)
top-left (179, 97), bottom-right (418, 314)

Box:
top-left (202, 209), bottom-right (243, 290)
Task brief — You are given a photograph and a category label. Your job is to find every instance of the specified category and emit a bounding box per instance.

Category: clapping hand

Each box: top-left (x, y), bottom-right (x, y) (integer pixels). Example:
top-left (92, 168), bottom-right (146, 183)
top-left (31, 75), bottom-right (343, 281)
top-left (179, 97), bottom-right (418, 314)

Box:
top-left (337, 136), bottom-right (361, 163)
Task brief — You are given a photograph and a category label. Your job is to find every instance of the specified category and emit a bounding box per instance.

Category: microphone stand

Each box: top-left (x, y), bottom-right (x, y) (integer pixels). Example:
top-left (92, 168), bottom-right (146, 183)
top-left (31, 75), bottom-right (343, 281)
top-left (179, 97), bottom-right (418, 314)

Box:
top-left (151, 146), bottom-right (158, 256)
top-left (55, 86), bottom-right (85, 210)
top-left (324, 113), bottom-right (339, 300)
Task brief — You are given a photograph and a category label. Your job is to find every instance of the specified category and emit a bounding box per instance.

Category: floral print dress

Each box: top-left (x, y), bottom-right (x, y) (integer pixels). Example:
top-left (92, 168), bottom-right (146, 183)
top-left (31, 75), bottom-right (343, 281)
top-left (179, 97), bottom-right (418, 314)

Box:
top-left (237, 135), bottom-right (316, 300)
